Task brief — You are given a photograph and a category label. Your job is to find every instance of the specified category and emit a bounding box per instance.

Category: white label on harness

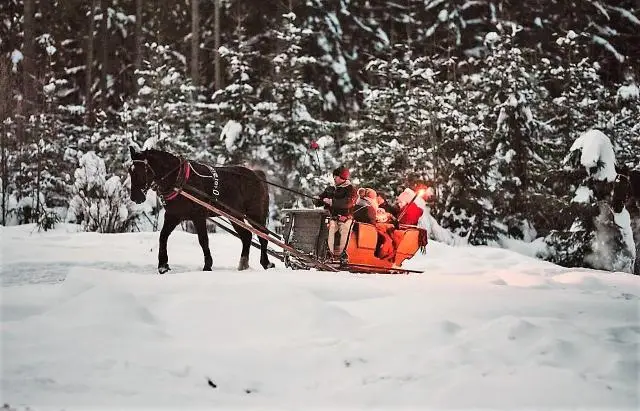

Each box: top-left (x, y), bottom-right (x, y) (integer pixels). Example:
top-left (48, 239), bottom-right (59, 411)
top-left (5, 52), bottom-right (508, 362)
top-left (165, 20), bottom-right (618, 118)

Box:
top-left (211, 167), bottom-right (220, 196)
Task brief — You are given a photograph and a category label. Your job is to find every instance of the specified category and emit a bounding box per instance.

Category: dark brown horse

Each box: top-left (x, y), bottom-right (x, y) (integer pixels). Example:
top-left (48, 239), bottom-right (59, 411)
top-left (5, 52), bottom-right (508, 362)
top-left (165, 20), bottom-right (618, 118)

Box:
top-left (128, 147), bottom-right (275, 273)
top-left (612, 165), bottom-right (640, 275)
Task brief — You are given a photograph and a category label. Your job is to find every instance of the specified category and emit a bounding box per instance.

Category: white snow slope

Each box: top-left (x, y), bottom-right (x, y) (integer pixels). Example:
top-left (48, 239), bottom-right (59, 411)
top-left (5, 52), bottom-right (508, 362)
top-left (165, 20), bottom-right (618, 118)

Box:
top-left (1, 224), bottom-right (639, 410)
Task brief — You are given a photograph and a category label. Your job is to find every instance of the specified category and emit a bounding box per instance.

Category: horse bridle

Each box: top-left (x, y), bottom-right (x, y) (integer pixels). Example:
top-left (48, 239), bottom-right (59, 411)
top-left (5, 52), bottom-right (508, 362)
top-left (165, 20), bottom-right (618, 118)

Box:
top-left (131, 158), bottom-right (185, 198)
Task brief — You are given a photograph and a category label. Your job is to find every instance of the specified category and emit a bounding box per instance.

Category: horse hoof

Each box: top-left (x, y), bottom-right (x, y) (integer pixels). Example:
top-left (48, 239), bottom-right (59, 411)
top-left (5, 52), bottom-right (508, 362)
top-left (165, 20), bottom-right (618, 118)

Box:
top-left (158, 265), bottom-right (171, 274)
top-left (262, 262), bottom-right (275, 270)
top-left (203, 266), bottom-right (212, 272)
top-left (238, 256), bottom-right (250, 271)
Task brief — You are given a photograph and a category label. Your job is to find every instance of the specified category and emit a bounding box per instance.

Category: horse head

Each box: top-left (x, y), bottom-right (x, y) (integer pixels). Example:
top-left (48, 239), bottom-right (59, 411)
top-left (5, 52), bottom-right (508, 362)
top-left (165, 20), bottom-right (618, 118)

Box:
top-left (128, 147), bottom-right (181, 204)
top-left (128, 147), bottom-right (152, 204)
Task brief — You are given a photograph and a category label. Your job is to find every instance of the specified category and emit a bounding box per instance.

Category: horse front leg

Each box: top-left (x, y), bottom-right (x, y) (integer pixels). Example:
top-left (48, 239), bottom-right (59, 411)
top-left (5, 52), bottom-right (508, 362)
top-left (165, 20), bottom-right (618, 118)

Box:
top-left (193, 214), bottom-right (213, 271)
top-left (158, 213), bottom-right (180, 274)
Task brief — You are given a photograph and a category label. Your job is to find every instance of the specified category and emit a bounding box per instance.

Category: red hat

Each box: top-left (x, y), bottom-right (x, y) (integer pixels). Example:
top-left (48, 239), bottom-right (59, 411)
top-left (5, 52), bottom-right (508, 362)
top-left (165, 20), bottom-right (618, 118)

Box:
top-left (333, 166), bottom-right (350, 180)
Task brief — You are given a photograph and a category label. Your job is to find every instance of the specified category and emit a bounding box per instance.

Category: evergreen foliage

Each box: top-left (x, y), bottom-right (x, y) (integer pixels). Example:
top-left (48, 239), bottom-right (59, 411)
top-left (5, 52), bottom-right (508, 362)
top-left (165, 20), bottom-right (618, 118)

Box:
top-left (3, 0), bottom-right (639, 272)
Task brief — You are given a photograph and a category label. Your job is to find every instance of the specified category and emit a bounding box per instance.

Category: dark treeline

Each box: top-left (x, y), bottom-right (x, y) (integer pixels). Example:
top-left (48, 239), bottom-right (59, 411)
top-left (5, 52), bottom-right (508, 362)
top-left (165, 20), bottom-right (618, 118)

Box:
top-left (1, 0), bottom-right (639, 272)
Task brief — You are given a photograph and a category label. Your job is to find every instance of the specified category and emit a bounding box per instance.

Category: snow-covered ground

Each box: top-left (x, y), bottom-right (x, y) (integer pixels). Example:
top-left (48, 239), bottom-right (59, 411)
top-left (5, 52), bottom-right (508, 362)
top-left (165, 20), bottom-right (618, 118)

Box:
top-left (1, 223), bottom-right (639, 410)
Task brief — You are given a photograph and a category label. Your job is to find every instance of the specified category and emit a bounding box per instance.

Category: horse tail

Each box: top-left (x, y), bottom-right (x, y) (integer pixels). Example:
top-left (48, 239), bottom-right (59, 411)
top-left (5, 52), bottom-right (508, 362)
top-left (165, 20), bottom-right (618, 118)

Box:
top-left (251, 169), bottom-right (270, 223)
top-left (252, 169), bottom-right (268, 195)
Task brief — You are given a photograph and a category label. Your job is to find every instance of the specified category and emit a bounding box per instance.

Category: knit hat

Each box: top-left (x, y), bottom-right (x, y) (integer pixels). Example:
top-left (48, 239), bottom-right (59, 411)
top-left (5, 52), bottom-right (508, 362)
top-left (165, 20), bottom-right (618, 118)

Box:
top-left (333, 166), bottom-right (350, 180)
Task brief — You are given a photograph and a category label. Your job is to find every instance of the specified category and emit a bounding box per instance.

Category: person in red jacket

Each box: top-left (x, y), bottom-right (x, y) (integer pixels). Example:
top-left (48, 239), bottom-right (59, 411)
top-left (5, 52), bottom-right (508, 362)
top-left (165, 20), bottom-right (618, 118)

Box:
top-left (395, 188), bottom-right (424, 225)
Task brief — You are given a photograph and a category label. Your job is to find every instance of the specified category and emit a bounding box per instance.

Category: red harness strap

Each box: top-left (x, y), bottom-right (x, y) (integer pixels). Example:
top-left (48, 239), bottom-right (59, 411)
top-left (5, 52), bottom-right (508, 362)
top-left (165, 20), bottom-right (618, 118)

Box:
top-left (163, 161), bottom-right (191, 201)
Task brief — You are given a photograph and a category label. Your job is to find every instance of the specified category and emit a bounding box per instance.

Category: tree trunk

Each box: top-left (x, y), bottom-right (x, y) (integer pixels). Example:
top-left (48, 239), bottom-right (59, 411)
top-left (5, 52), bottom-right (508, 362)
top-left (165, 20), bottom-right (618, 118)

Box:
top-left (85, 0), bottom-right (97, 125)
top-left (157, 0), bottom-right (166, 43)
top-left (214, 0), bottom-right (221, 90)
top-left (0, 59), bottom-right (11, 225)
top-left (191, 0), bottom-right (200, 88)
top-left (134, 0), bottom-right (143, 92)
top-left (100, 0), bottom-right (109, 112)
top-left (35, 131), bottom-right (41, 220)
top-left (1, 120), bottom-right (5, 226)
top-left (635, 242), bottom-right (639, 275)
top-left (23, 0), bottom-right (35, 112)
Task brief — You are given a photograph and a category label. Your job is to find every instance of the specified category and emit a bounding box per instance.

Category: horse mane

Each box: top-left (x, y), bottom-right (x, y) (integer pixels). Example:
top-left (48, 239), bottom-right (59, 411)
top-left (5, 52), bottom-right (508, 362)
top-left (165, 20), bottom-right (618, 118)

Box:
top-left (252, 169), bottom-right (267, 181)
top-left (143, 148), bottom-right (176, 160)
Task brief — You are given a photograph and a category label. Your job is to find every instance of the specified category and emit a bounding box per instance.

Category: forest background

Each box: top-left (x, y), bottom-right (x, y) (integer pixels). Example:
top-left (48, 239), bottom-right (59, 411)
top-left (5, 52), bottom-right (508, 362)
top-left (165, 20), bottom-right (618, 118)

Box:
top-left (1, 0), bottom-right (638, 273)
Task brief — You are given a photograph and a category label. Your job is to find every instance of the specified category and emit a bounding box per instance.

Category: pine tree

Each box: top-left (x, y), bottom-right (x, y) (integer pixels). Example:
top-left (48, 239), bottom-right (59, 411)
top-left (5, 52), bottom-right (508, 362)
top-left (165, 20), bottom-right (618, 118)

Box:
top-left (347, 54), bottom-right (409, 195)
top-left (476, 31), bottom-right (551, 238)
top-left (254, 12), bottom-right (337, 201)
top-left (122, 42), bottom-right (212, 159)
top-left (544, 129), bottom-right (633, 271)
top-left (212, 24), bottom-right (261, 164)
top-left (348, 49), bottom-right (439, 198)
top-left (429, 55), bottom-right (501, 245)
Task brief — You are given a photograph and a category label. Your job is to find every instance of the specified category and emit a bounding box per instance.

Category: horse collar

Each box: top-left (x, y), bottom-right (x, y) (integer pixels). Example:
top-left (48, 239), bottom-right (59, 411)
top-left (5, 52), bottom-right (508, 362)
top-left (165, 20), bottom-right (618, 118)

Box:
top-left (162, 160), bottom-right (191, 202)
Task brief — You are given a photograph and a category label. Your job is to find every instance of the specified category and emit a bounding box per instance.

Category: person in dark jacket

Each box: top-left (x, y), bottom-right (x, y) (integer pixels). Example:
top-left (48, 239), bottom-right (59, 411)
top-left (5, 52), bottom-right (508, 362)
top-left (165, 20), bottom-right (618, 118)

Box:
top-left (314, 166), bottom-right (357, 259)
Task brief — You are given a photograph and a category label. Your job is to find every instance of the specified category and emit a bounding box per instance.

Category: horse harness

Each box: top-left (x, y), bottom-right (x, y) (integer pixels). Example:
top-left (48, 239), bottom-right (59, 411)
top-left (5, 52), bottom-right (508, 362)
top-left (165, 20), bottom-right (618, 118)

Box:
top-left (132, 157), bottom-right (226, 205)
top-left (132, 154), bottom-right (323, 208)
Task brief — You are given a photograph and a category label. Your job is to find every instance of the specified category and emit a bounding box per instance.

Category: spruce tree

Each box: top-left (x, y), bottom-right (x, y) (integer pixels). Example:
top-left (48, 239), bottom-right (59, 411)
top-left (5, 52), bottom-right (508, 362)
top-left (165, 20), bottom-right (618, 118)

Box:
top-left (254, 12), bottom-right (336, 202)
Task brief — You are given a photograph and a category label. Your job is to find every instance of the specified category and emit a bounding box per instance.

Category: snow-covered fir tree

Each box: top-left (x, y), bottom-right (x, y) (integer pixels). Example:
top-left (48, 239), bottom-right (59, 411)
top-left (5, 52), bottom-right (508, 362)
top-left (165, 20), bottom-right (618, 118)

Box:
top-left (544, 129), bottom-right (634, 272)
top-left (347, 48), bottom-right (440, 199)
top-left (477, 30), bottom-right (551, 239)
top-left (212, 24), bottom-right (262, 165)
top-left (609, 70), bottom-right (640, 168)
top-left (6, 35), bottom-right (68, 229)
top-left (348, 54), bottom-right (412, 196)
top-left (254, 12), bottom-right (338, 203)
top-left (430, 54), bottom-right (501, 245)
top-left (123, 43), bottom-right (213, 160)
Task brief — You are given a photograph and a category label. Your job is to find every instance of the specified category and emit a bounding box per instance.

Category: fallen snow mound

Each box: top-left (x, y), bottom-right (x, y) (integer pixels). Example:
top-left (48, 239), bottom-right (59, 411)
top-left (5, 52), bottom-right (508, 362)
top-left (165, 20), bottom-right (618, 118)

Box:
top-left (2, 224), bottom-right (638, 410)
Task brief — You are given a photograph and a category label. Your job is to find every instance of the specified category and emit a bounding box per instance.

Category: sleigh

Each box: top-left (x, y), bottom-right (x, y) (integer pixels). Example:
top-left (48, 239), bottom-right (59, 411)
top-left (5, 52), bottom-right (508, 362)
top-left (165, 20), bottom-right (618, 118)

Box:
top-left (281, 209), bottom-right (427, 274)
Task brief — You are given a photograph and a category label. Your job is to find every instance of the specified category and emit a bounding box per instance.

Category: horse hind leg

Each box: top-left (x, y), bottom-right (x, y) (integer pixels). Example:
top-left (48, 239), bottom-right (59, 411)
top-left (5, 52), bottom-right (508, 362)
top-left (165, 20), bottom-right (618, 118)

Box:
top-left (232, 223), bottom-right (252, 271)
top-left (258, 237), bottom-right (275, 269)
top-left (247, 211), bottom-right (275, 270)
